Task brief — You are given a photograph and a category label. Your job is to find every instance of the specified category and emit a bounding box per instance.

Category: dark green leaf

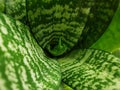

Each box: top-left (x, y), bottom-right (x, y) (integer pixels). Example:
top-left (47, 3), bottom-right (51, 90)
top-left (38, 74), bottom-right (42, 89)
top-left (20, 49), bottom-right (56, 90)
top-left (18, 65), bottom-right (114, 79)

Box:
top-left (77, 0), bottom-right (119, 48)
top-left (91, 2), bottom-right (120, 52)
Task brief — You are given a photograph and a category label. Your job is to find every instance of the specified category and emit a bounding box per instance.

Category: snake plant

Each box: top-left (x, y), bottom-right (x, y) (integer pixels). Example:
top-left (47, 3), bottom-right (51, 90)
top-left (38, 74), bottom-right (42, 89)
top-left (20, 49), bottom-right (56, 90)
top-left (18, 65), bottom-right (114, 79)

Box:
top-left (0, 0), bottom-right (120, 90)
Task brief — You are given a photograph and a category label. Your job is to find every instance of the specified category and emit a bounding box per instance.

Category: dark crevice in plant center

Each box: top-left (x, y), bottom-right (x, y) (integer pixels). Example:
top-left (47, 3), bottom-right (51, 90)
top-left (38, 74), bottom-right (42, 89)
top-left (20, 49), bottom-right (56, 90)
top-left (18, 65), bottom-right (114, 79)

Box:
top-left (44, 37), bottom-right (68, 58)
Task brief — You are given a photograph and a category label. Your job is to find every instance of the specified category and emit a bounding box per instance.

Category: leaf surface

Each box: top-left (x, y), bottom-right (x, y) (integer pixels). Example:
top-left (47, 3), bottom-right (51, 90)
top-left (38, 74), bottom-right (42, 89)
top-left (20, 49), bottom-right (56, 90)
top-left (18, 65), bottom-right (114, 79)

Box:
top-left (0, 13), bottom-right (61, 90)
top-left (58, 49), bottom-right (120, 90)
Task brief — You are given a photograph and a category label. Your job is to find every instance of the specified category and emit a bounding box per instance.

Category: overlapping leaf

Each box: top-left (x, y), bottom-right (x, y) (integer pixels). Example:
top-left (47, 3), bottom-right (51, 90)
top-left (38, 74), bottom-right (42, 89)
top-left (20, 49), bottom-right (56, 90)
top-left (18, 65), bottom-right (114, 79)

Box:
top-left (0, 0), bottom-right (120, 90)
top-left (58, 49), bottom-right (120, 90)
top-left (0, 13), bottom-right (61, 90)
top-left (77, 0), bottom-right (119, 48)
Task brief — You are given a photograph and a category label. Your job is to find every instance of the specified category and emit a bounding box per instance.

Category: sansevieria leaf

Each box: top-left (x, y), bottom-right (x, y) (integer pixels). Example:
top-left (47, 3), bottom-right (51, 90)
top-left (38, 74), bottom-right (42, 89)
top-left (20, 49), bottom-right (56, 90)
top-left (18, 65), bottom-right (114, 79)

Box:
top-left (0, 13), bottom-right (61, 90)
top-left (0, 0), bottom-right (119, 56)
top-left (27, 0), bottom-right (119, 57)
top-left (58, 49), bottom-right (120, 90)
top-left (0, 0), bottom-right (120, 90)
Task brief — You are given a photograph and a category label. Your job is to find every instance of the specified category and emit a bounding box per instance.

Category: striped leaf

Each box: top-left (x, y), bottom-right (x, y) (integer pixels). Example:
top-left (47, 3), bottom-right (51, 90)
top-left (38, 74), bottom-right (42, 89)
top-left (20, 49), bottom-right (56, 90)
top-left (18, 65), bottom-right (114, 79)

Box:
top-left (0, 1), bottom-right (119, 90)
top-left (77, 0), bottom-right (119, 48)
top-left (27, 0), bottom-right (119, 57)
top-left (27, 0), bottom-right (90, 56)
top-left (0, 0), bottom-right (119, 57)
top-left (58, 49), bottom-right (120, 90)
top-left (0, 13), bottom-right (61, 90)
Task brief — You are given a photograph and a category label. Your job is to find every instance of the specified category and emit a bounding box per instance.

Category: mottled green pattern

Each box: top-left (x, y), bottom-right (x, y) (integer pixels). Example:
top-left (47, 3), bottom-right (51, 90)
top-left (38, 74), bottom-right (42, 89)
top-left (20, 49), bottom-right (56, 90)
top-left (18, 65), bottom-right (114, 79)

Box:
top-left (0, 13), bottom-right (61, 90)
top-left (27, 0), bottom-right (91, 56)
top-left (0, 0), bottom-right (27, 24)
top-left (27, 0), bottom-right (118, 56)
top-left (58, 49), bottom-right (120, 90)
top-left (0, 0), bottom-right (120, 90)
top-left (0, 0), bottom-right (118, 56)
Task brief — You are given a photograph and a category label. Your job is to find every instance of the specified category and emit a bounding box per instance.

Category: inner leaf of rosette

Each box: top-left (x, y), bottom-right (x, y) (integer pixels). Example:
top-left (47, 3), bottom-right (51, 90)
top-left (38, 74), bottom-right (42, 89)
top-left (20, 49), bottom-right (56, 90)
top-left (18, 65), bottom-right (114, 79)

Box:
top-left (27, 0), bottom-right (119, 57)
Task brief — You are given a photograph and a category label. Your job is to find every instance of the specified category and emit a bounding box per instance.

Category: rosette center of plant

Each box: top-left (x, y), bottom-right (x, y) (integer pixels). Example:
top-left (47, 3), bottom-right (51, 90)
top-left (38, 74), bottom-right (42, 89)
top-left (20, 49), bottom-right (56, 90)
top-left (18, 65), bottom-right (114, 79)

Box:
top-left (0, 0), bottom-right (119, 90)
top-left (46, 37), bottom-right (68, 56)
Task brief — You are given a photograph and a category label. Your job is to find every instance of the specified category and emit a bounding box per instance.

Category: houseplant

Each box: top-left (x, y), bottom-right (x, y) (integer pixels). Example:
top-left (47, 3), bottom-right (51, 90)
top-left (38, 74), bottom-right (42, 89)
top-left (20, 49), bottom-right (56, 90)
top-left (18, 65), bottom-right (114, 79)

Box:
top-left (0, 0), bottom-right (120, 90)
